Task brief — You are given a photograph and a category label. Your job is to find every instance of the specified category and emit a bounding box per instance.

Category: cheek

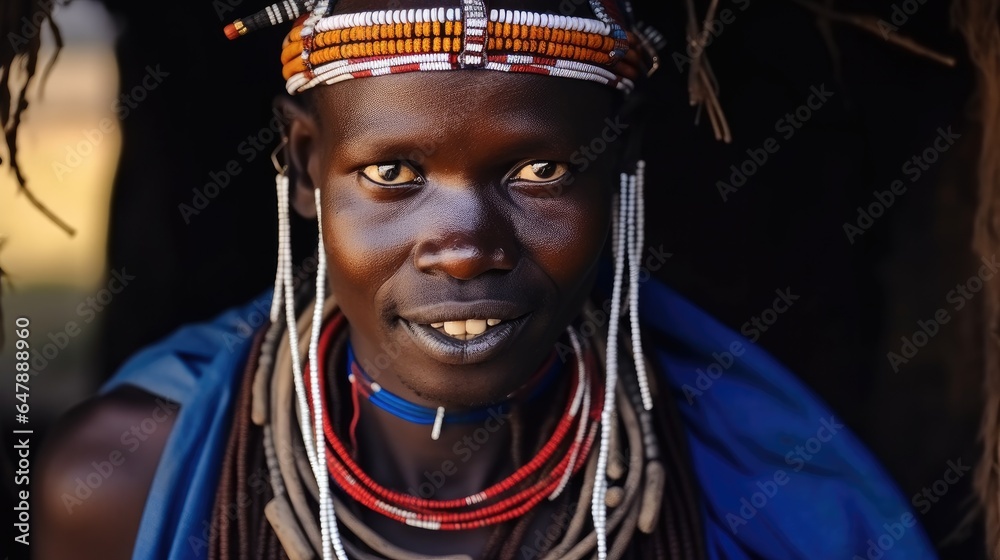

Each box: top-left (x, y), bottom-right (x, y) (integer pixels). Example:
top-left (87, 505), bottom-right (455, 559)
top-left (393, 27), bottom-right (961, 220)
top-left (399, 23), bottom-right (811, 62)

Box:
top-left (518, 185), bottom-right (610, 289)
top-left (319, 181), bottom-right (413, 307)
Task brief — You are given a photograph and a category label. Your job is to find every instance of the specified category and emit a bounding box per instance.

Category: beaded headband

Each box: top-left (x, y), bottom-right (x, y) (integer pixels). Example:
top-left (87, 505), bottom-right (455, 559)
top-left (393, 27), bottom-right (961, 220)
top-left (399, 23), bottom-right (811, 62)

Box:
top-left (224, 0), bottom-right (661, 95)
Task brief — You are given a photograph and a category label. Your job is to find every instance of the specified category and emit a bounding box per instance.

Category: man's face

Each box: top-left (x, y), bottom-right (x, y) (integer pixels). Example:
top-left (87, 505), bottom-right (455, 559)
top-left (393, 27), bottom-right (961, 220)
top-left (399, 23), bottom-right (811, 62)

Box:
top-left (295, 71), bottom-right (623, 408)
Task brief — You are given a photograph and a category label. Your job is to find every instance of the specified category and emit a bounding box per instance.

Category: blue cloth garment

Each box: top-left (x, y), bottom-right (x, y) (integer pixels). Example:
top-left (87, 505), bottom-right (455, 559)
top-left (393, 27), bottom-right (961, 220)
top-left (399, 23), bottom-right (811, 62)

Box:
top-left (100, 291), bottom-right (274, 560)
top-left (636, 278), bottom-right (937, 560)
top-left (100, 280), bottom-right (937, 559)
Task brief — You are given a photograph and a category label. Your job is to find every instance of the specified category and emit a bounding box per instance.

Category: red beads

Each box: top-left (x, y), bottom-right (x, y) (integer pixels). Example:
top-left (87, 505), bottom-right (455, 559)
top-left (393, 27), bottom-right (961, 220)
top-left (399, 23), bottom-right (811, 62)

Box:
top-left (303, 315), bottom-right (603, 530)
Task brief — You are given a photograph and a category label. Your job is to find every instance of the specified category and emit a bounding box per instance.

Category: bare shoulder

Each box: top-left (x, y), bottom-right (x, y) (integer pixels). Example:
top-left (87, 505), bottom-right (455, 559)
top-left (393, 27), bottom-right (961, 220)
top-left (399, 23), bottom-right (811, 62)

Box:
top-left (35, 385), bottom-right (181, 560)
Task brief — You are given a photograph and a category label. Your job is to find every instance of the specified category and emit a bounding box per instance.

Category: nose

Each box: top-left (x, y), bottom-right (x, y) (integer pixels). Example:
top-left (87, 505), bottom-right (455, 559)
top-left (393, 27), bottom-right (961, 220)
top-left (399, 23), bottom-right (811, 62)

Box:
top-left (413, 193), bottom-right (519, 280)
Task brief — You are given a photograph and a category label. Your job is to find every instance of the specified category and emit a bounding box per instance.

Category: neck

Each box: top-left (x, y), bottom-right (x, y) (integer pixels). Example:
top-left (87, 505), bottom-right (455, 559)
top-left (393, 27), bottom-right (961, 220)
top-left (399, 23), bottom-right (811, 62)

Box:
top-left (340, 344), bottom-right (565, 500)
top-left (354, 397), bottom-right (515, 501)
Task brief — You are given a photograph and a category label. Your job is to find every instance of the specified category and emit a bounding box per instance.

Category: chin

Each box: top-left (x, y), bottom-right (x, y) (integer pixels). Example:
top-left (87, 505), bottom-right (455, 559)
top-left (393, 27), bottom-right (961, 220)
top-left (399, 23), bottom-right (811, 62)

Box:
top-left (396, 329), bottom-right (557, 409)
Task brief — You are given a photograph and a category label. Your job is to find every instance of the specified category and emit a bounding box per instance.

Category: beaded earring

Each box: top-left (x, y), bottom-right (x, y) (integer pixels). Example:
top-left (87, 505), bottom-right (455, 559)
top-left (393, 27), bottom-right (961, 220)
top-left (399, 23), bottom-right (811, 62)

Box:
top-left (270, 140), bottom-right (347, 560)
top-left (593, 159), bottom-right (651, 560)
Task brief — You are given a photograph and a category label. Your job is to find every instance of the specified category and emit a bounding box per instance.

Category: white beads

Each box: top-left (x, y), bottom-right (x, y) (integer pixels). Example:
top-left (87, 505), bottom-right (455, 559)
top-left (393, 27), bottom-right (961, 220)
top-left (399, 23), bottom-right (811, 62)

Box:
top-left (405, 519), bottom-right (443, 530)
top-left (269, 173), bottom-right (289, 323)
top-left (309, 187), bottom-right (340, 560)
top-left (549, 327), bottom-right (590, 501)
top-left (485, 9), bottom-right (611, 35)
top-left (431, 406), bottom-right (446, 440)
top-left (592, 173), bottom-right (631, 560)
top-left (309, 7), bottom-right (610, 34)
top-left (628, 162), bottom-right (654, 412)
top-left (465, 492), bottom-right (487, 505)
top-left (287, 55), bottom-right (632, 96)
top-left (377, 501), bottom-right (418, 519)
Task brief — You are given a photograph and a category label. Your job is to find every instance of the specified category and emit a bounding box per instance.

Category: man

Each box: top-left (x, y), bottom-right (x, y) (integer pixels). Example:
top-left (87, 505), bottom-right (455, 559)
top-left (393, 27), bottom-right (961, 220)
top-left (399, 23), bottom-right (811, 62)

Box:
top-left (36, 0), bottom-right (938, 558)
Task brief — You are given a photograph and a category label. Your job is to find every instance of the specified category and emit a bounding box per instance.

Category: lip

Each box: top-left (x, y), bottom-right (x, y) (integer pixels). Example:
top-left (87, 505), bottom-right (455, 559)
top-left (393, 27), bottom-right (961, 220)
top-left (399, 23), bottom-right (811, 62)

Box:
top-left (399, 300), bottom-right (532, 325)
top-left (400, 307), bottom-right (532, 365)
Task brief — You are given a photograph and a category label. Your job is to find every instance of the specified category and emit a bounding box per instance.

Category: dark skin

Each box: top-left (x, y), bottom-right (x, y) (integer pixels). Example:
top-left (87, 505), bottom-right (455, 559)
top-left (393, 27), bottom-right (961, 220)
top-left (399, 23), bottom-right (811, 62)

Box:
top-left (283, 69), bottom-right (625, 555)
top-left (36, 9), bottom-right (634, 558)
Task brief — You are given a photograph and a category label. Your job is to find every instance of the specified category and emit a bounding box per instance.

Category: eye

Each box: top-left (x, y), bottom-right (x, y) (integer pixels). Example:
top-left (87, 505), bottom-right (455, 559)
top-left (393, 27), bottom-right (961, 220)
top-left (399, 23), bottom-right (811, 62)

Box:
top-left (359, 162), bottom-right (423, 187)
top-left (512, 161), bottom-right (569, 183)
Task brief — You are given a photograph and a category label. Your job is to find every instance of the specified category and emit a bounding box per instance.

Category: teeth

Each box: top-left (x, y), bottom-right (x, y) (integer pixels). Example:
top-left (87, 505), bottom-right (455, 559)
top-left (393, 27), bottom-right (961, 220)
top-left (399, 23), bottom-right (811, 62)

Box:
top-left (466, 319), bottom-right (487, 335)
top-left (432, 319), bottom-right (503, 339)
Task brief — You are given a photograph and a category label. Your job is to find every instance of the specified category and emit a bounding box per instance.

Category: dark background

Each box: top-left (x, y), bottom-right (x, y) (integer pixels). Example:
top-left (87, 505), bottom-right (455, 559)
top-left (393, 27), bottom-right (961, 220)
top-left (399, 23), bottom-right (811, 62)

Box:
top-left (7, 0), bottom-right (987, 558)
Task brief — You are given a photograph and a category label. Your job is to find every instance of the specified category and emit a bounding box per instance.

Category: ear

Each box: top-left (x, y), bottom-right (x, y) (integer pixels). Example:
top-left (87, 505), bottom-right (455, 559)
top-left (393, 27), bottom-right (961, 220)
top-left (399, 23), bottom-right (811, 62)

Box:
top-left (274, 95), bottom-right (320, 219)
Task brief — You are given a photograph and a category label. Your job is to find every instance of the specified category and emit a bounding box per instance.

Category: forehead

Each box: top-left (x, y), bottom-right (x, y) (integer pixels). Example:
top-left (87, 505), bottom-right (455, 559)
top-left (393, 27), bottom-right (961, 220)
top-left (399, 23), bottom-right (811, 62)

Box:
top-left (307, 71), bottom-right (621, 145)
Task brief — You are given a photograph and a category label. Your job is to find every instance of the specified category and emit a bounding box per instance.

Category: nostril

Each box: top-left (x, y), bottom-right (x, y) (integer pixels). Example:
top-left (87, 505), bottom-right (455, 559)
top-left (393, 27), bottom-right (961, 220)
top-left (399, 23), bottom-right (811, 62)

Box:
top-left (414, 236), bottom-right (516, 280)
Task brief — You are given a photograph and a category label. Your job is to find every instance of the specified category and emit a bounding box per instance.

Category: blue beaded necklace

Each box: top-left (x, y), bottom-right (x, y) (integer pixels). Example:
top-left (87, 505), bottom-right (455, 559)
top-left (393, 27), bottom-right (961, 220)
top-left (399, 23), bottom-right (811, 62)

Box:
top-left (345, 343), bottom-right (562, 437)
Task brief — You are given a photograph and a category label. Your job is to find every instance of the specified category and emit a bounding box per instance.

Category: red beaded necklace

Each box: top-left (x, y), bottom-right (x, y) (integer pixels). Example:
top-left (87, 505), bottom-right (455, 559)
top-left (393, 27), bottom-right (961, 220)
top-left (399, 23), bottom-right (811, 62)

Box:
top-left (303, 312), bottom-right (604, 531)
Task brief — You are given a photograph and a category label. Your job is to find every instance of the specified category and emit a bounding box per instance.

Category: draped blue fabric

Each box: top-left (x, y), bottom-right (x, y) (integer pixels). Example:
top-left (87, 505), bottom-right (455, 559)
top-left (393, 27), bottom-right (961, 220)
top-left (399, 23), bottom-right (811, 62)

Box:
top-left (100, 292), bottom-right (274, 560)
top-left (100, 281), bottom-right (937, 559)
top-left (633, 279), bottom-right (937, 560)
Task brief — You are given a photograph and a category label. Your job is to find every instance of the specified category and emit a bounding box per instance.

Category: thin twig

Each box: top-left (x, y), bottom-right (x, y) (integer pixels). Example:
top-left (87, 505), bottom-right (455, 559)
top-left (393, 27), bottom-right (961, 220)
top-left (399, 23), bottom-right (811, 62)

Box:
top-left (789, 0), bottom-right (957, 67)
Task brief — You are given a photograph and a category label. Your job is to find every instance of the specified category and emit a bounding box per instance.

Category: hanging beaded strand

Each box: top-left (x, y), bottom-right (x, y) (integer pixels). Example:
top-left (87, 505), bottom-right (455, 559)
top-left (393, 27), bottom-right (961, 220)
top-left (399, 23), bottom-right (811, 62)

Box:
top-left (548, 327), bottom-right (592, 501)
top-left (273, 151), bottom-right (335, 560)
top-left (593, 171), bottom-right (632, 560)
top-left (245, 2), bottom-right (665, 557)
top-left (309, 187), bottom-right (347, 560)
top-left (269, 166), bottom-right (288, 324)
top-left (628, 161), bottom-right (654, 412)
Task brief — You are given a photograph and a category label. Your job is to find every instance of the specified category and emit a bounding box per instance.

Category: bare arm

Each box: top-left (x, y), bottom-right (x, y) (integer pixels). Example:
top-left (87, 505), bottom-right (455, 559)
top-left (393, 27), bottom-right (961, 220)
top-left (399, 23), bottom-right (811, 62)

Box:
top-left (35, 386), bottom-right (179, 560)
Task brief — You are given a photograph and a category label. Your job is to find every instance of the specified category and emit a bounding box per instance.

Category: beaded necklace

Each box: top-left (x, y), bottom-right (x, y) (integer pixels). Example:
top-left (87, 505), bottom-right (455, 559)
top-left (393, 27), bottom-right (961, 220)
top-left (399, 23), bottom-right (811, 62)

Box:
top-left (304, 313), bottom-right (604, 531)
top-left (346, 342), bottom-right (563, 438)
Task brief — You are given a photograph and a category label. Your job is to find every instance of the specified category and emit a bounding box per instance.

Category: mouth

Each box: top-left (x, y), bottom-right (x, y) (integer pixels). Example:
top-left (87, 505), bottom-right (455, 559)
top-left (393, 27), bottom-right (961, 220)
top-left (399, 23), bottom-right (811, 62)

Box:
top-left (428, 318), bottom-right (506, 341)
top-left (399, 302), bottom-right (533, 365)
